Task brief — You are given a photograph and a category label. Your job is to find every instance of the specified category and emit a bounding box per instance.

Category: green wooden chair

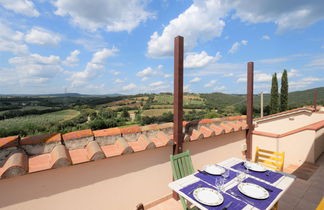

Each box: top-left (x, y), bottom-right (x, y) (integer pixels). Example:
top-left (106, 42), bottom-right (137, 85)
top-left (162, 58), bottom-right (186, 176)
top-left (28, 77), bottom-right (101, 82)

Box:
top-left (170, 150), bottom-right (196, 210)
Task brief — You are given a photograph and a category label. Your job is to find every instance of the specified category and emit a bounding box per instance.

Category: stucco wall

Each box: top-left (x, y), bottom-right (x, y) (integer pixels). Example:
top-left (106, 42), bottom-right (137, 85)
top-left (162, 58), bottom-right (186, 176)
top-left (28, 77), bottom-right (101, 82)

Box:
top-left (0, 131), bottom-right (246, 210)
top-left (314, 127), bottom-right (324, 161)
top-left (255, 112), bottom-right (323, 134)
top-left (253, 129), bottom-right (324, 167)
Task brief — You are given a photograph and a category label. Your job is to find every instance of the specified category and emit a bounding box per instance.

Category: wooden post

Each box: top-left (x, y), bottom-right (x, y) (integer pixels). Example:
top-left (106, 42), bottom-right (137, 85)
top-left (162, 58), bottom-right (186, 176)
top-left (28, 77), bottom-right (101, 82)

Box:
top-left (172, 36), bottom-right (184, 201)
top-left (314, 89), bottom-right (318, 112)
top-left (173, 36), bottom-right (184, 155)
top-left (246, 62), bottom-right (254, 160)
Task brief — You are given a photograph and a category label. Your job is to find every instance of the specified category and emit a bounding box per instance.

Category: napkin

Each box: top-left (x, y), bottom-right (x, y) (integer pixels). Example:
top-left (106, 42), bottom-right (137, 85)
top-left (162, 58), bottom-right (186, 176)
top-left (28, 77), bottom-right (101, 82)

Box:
top-left (227, 177), bottom-right (282, 210)
top-left (231, 162), bottom-right (284, 184)
top-left (180, 180), bottom-right (247, 210)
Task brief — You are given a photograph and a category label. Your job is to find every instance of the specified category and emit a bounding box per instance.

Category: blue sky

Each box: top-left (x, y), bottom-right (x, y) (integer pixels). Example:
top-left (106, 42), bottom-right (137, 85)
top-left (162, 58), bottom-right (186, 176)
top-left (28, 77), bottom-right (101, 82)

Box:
top-left (0, 0), bottom-right (323, 95)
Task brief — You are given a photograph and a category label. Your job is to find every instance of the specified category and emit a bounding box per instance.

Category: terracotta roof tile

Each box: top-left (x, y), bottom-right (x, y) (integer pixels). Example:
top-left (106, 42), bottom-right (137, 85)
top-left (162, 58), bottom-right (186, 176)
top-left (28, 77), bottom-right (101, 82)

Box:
top-left (62, 129), bottom-right (93, 141)
top-left (220, 124), bottom-right (234, 133)
top-left (1, 152), bottom-right (28, 179)
top-left (199, 126), bottom-right (215, 138)
top-left (120, 125), bottom-right (141, 135)
top-left (141, 124), bottom-right (159, 132)
top-left (226, 122), bottom-right (241, 132)
top-left (101, 138), bottom-right (133, 157)
top-left (190, 129), bottom-right (204, 141)
top-left (86, 141), bottom-right (105, 160)
top-left (150, 132), bottom-right (173, 147)
top-left (236, 121), bottom-right (248, 130)
top-left (158, 122), bottom-right (174, 130)
top-left (93, 128), bottom-right (121, 137)
top-left (50, 145), bottom-right (72, 168)
top-left (28, 154), bottom-right (51, 173)
top-left (69, 149), bottom-right (89, 164)
top-left (128, 134), bottom-right (155, 152)
top-left (199, 119), bottom-right (213, 124)
top-left (0, 136), bottom-right (19, 148)
top-left (21, 133), bottom-right (62, 145)
top-left (210, 124), bottom-right (225, 135)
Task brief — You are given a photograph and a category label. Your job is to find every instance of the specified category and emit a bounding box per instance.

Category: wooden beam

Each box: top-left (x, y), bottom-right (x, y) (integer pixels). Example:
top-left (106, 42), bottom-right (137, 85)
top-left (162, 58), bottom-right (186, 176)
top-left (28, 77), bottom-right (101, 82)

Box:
top-left (173, 36), bottom-right (184, 155)
top-left (246, 62), bottom-right (254, 160)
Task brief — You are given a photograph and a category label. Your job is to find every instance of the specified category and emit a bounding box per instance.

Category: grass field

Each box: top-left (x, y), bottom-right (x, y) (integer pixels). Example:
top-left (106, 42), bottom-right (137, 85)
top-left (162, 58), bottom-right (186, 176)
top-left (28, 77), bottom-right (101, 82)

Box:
top-left (0, 109), bottom-right (80, 130)
top-left (142, 109), bottom-right (201, 117)
top-left (154, 94), bottom-right (204, 105)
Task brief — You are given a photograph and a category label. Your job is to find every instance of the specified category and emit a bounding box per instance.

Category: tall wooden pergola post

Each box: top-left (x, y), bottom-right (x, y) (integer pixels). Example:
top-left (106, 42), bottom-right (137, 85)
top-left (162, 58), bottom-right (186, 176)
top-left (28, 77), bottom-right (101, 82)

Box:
top-left (246, 62), bottom-right (254, 160)
top-left (173, 36), bottom-right (184, 155)
top-left (314, 89), bottom-right (318, 112)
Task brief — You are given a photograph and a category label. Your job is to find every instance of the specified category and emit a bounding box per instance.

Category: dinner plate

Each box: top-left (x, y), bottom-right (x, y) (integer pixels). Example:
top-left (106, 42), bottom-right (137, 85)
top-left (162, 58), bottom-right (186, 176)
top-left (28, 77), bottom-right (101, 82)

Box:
top-left (244, 162), bottom-right (267, 172)
top-left (204, 165), bottom-right (225, 175)
top-left (193, 187), bottom-right (224, 206)
top-left (238, 183), bottom-right (270, 199)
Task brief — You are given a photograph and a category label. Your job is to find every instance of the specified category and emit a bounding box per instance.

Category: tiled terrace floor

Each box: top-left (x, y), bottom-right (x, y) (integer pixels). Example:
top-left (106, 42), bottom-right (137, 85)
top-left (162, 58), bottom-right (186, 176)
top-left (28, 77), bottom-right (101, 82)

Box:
top-left (148, 154), bottom-right (324, 210)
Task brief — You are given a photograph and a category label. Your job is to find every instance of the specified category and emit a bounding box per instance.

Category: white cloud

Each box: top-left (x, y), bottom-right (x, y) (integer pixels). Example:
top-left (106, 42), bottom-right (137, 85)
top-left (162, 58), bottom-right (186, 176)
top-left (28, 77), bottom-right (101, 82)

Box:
top-left (204, 79), bottom-right (217, 87)
top-left (122, 83), bottom-right (137, 90)
top-left (307, 55), bottom-right (324, 68)
top-left (261, 35), bottom-right (270, 40)
top-left (114, 78), bottom-right (125, 83)
top-left (184, 51), bottom-right (221, 69)
top-left (53, 0), bottom-right (152, 32)
top-left (164, 74), bottom-right (172, 78)
top-left (63, 50), bottom-right (80, 66)
top-left (0, 23), bottom-right (28, 54)
top-left (0, 0), bottom-right (39, 17)
top-left (229, 0), bottom-right (324, 33)
top-left (69, 48), bottom-right (117, 86)
top-left (213, 85), bottom-right (225, 91)
top-left (147, 0), bottom-right (227, 57)
top-left (259, 57), bottom-right (288, 64)
top-left (190, 77), bottom-right (201, 83)
top-left (149, 81), bottom-right (164, 87)
top-left (110, 69), bottom-right (121, 75)
top-left (184, 85), bottom-right (191, 92)
top-left (237, 73), bottom-right (271, 83)
top-left (141, 77), bottom-right (148, 82)
top-left (290, 77), bottom-right (323, 89)
top-left (228, 40), bottom-right (248, 54)
top-left (25, 27), bottom-right (61, 46)
top-left (136, 67), bottom-right (155, 77)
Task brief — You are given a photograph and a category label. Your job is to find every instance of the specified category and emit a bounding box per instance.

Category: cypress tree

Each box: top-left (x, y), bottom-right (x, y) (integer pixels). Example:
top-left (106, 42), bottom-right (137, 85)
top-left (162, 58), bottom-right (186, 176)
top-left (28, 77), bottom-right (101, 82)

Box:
top-left (280, 69), bottom-right (288, 111)
top-left (270, 73), bottom-right (279, 114)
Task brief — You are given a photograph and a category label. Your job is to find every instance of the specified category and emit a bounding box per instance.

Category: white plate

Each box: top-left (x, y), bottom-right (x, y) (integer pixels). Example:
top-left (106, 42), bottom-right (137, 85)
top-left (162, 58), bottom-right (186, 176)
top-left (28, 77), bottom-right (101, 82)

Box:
top-left (238, 183), bottom-right (270, 199)
top-left (244, 162), bottom-right (267, 172)
top-left (204, 165), bottom-right (225, 175)
top-left (193, 187), bottom-right (224, 206)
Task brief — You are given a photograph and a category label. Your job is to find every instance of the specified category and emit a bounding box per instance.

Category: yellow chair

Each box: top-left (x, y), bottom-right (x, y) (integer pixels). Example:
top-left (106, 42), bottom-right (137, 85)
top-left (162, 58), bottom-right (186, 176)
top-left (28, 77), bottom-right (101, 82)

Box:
top-left (254, 146), bottom-right (285, 210)
top-left (316, 197), bottom-right (324, 210)
top-left (254, 146), bottom-right (285, 172)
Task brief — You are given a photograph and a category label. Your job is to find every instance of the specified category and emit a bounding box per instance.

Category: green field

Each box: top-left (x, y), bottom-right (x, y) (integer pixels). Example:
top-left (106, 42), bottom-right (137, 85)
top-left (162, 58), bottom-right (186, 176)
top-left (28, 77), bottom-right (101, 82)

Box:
top-left (0, 109), bottom-right (80, 130)
top-left (154, 95), bottom-right (204, 105)
top-left (142, 108), bottom-right (201, 117)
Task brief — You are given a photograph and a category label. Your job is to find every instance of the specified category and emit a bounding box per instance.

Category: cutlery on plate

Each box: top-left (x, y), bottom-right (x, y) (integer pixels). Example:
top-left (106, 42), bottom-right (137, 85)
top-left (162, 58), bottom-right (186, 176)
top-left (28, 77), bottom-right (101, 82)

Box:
top-left (188, 184), bottom-right (202, 195)
top-left (228, 190), bottom-right (254, 206)
top-left (221, 201), bottom-right (233, 210)
top-left (198, 169), bottom-right (208, 175)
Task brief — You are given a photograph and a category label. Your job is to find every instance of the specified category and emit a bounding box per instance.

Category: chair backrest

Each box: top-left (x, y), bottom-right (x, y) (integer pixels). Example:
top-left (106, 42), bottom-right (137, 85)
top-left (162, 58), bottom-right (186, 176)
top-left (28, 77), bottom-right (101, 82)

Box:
top-left (255, 146), bottom-right (285, 171)
top-left (170, 150), bottom-right (195, 180)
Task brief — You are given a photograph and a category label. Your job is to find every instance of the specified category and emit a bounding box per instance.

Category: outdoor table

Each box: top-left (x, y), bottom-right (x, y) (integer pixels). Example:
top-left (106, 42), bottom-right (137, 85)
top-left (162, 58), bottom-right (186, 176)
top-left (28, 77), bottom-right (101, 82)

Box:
top-left (168, 157), bottom-right (296, 210)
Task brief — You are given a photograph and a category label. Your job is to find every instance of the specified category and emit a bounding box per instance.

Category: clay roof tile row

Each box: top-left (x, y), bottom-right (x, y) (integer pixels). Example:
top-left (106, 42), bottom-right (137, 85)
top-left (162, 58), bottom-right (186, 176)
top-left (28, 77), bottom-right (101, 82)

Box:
top-left (0, 116), bottom-right (249, 179)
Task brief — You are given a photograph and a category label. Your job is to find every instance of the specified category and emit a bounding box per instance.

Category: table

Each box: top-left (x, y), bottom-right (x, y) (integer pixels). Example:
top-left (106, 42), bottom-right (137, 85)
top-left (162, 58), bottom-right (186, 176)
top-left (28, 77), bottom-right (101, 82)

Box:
top-left (168, 157), bottom-right (296, 210)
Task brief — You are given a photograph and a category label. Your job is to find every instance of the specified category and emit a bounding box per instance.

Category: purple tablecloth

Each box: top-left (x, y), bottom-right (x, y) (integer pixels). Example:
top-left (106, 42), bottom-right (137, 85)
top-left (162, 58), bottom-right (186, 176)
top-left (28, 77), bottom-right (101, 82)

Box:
top-left (180, 180), bottom-right (247, 210)
top-left (227, 177), bottom-right (282, 210)
top-left (195, 168), bottom-right (238, 186)
top-left (231, 162), bottom-right (283, 184)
